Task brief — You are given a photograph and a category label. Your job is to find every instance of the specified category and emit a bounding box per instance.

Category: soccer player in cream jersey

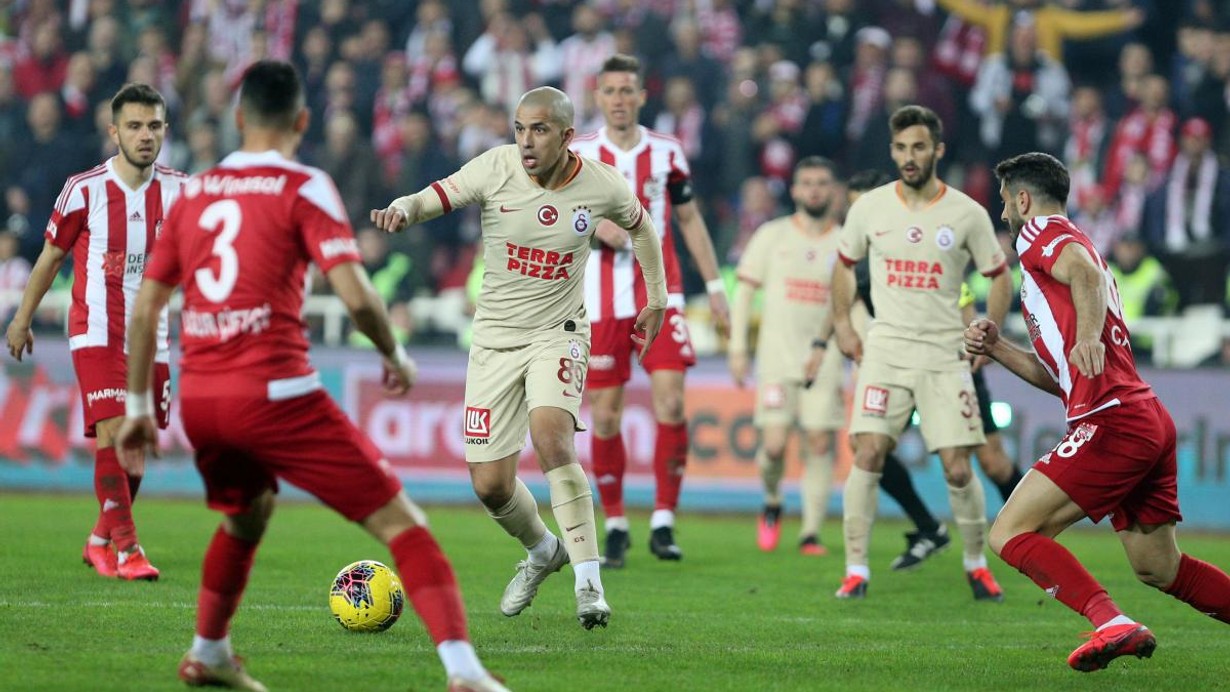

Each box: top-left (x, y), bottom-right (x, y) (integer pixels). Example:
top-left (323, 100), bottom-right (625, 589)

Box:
top-left (830, 105), bottom-right (1014, 601)
top-left (371, 87), bottom-right (667, 629)
top-left (729, 156), bottom-right (844, 556)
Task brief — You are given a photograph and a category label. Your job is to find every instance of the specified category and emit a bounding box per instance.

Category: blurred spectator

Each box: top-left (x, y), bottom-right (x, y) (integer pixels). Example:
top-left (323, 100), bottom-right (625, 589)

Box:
top-left (13, 19), bottom-right (68, 98)
top-left (893, 35), bottom-right (956, 128)
top-left (1103, 73), bottom-right (1176, 196)
top-left (812, 0), bottom-right (867, 71)
top-left (404, 0), bottom-right (451, 61)
top-left (1107, 234), bottom-right (1177, 361)
top-left (1115, 152), bottom-right (1152, 239)
top-left (711, 49), bottom-right (761, 201)
top-left (462, 13), bottom-right (560, 117)
top-left (849, 66), bottom-right (918, 176)
top-left (795, 59), bottom-right (847, 162)
top-left (180, 115), bottom-right (221, 175)
top-left (0, 230), bottom-right (30, 322)
top-left (843, 26), bottom-right (890, 167)
top-left (136, 24), bottom-right (179, 112)
top-left (869, 0), bottom-right (942, 48)
top-left (59, 51), bottom-right (97, 135)
top-left (407, 29), bottom-right (460, 108)
top-left (1072, 184), bottom-right (1125, 256)
top-left (1104, 41), bottom-right (1154, 119)
top-left (557, 4), bottom-right (616, 127)
top-left (348, 227), bottom-right (415, 348)
top-left (661, 16), bottom-right (725, 112)
top-left (1145, 117), bottom-right (1230, 308)
top-left (935, 0), bottom-right (1144, 63)
top-left (314, 110), bottom-right (386, 229)
top-left (174, 22), bottom-right (211, 119)
top-left (297, 26), bottom-right (335, 112)
top-left (85, 15), bottom-right (127, 99)
top-left (1171, 20), bottom-right (1215, 118)
top-left (746, 0), bottom-right (825, 67)
top-left (1064, 84), bottom-right (1113, 205)
top-left (0, 65), bottom-right (25, 176)
top-left (932, 10), bottom-right (988, 89)
top-left (1188, 24), bottom-right (1230, 139)
top-left (969, 15), bottom-right (1071, 162)
top-left (189, 68), bottom-right (240, 155)
top-left (372, 52), bottom-right (413, 179)
top-left (724, 176), bottom-right (782, 263)
top-left (6, 92), bottom-right (83, 259)
top-left (695, 0), bottom-right (743, 65)
top-left (753, 60), bottom-right (808, 187)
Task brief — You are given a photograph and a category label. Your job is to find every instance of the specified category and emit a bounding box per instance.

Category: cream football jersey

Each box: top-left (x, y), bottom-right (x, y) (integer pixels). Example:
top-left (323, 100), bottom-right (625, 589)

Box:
top-left (837, 182), bottom-right (1006, 370)
top-left (737, 216), bottom-right (842, 382)
top-left (430, 145), bottom-right (646, 348)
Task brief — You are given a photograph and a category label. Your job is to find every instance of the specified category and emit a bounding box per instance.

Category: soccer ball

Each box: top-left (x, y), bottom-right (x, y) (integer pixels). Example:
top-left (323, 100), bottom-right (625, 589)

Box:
top-left (329, 560), bottom-right (405, 632)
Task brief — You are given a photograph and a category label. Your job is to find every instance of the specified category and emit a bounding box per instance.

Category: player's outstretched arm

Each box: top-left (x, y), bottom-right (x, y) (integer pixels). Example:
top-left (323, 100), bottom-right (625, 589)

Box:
top-left (964, 318), bottom-right (1062, 396)
top-left (326, 261), bottom-right (417, 395)
top-left (1050, 243), bottom-right (1108, 378)
top-left (5, 240), bottom-right (67, 361)
top-left (117, 278), bottom-right (176, 475)
top-left (625, 212), bottom-right (667, 360)
top-left (675, 200), bottom-right (730, 337)
top-left (727, 279), bottom-right (755, 387)
top-left (829, 261), bottom-right (862, 363)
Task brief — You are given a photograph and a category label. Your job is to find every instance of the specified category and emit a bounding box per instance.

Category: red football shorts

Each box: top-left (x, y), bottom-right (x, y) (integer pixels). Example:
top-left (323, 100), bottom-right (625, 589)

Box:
top-left (587, 307), bottom-right (697, 388)
top-left (1033, 397), bottom-right (1182, 531)
top-left (181, 389), bottom-right (402, 522)
top-left (71, 346), bottom-right (171, 437)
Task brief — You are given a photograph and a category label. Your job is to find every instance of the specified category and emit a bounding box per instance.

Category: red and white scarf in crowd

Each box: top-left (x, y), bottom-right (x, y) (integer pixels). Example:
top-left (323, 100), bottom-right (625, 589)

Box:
top-left (1165, 151), bottom-right (1218, 251)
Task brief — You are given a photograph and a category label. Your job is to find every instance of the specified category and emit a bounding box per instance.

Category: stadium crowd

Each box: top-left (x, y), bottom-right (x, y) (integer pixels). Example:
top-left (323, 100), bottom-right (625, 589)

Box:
top-left (1, 0), bottom-right (1228, 361)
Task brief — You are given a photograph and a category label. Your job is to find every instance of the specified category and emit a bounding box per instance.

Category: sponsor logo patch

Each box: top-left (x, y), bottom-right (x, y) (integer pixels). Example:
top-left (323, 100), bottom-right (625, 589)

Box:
top-left (464, 406), bottom-right (492, 438)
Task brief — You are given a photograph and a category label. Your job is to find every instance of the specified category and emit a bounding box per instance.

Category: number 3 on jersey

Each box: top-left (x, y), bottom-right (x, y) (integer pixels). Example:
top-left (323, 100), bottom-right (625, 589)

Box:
top-left (196, 200), bottom-right (242, 303)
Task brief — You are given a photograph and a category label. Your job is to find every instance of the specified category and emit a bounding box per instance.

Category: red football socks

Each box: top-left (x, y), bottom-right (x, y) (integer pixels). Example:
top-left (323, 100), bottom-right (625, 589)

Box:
top-left (1165, 553), bottom-right (1230, 624)
top-left (653, 422), bottom-right (687, 511)
top-left (390, 527), bottom-right (468, 644)
top-left (591, 433), bottom-right (627, 519)
top-left (197, 527), bottom-right (259, 639)
top-left (93, 447), bottom-right (138, 552)
top-left (1000, 532), bottom-right (1123, 627)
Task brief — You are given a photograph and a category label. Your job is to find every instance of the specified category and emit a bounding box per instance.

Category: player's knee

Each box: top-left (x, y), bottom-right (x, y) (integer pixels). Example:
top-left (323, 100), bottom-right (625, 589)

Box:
top-left (763, 442), bottom-right (787, 460)
top-left (591, 413), bottom-right (621, 439)
top-left (653, 390), bottom-right (685, 424)
top-left (224, 492), bottom-right (274, 542)
top-left (804, 432), bottom-right (832, 456)
top-left (471, 476), bottom-right (514, 510)
top-left (986, 520), bottom-right (1015, 557)
top-left (1133, 563), bottom-right (1176, 590)
top-left (943, 466), bottom-right (974, 487)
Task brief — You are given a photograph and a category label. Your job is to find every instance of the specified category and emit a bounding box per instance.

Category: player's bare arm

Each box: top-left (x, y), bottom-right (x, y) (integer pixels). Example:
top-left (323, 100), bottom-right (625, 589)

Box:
top-left (803, 312), bottom-right (833, 386)
top-left (675, 200), bottom-right (730, 336)
top-left (624, 211), bottom-right (667, 360)
top-left (1050, 243), bottom-right (1108, 378)
top-left (830, 261), bottom-right (862, 363)
top-left (5, 240), bottom-right (67, 361)
top-left (727, 277), bottom-right (756, 387)
top-left (964, 318), bottom-right (1063, 396)
top-left (327, 262), bottom-right (417, 395)
top-left (116, 278), bottom-right (176, 475)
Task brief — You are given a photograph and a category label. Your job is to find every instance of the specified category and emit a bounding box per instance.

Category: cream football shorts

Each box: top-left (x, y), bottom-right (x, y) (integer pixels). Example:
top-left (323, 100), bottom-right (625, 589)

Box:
top-left (848, 357), bottom-right (985, 452)
top-left (463, 327), bottom-right (589, 462)
top-left (754, 345), bottom-right (846, 431)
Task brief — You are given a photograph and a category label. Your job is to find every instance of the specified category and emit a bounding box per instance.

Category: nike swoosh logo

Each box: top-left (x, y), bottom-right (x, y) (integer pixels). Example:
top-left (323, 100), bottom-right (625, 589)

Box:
top-left (562, 390), bottom-right (580, 399)
top-left (874, 229), bottom-right (893, 236)
top-left (499, 205), bottom-right (520, 213)
top-left (565, 522), bottom-right (587, 532)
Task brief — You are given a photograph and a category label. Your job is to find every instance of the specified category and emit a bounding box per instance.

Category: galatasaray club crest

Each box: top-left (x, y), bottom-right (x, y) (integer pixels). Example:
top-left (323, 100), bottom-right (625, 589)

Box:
top-left (571, 206), bottom-right (592, 236)
top-left (569, 340), bottom-right (582, 360)
top-left (936, 225), bottom-right (955, 250)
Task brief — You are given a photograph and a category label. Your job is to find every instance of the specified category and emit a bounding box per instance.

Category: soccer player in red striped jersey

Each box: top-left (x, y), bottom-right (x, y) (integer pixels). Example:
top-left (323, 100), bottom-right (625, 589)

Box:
top-left (5, 83), bottom-right (185, 581)
top-left (570, 54), bottom-right (729, 567)
top-left (117, 60), bottom-right (506, 691)
top-left (967, 152), bottom-right (1230, 672)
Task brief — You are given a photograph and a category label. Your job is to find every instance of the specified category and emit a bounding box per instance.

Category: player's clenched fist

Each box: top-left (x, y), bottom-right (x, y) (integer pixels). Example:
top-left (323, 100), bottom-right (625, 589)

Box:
top-left (964, 318), bottom-right (999, 356)
top-left (382, 347), bottom-right (418, 395)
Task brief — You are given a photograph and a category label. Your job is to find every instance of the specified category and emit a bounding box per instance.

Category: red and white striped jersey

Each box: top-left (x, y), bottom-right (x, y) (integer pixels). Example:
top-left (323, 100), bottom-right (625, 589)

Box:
top-left (571, 126), bottom-right (688, 321)
top-left (557, 31), bottom-right (617, 124)
top-left (45, 158), bottom-right (187, 363)
top-left (1016, 214), bottom-right (1154, 421)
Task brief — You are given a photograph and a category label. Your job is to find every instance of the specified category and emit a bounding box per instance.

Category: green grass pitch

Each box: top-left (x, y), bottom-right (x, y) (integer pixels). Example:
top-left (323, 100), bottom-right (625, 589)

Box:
top-left (1, 493), bottom-right (1227, 691)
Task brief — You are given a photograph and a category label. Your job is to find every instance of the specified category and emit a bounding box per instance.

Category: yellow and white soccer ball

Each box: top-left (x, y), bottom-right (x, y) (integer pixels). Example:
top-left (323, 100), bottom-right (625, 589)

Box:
top-left (329, 560), bottom-right (405, 632)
